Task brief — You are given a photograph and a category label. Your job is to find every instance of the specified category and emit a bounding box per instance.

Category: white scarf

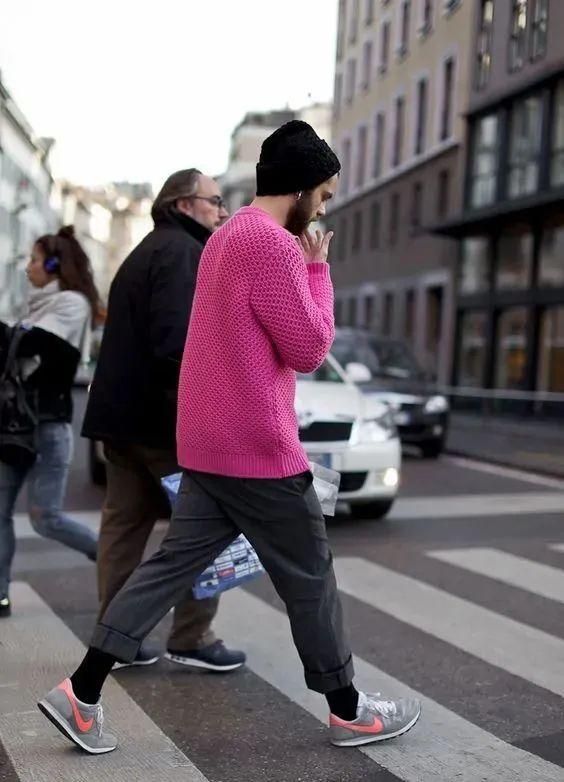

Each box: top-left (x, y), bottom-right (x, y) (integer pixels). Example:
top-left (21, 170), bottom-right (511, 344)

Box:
top-left (22, 280), bottom-right (92, 364)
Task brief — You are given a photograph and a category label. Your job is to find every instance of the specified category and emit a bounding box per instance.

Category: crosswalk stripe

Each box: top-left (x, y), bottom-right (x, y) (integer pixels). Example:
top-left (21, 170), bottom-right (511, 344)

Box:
top-left (427, 547), bottom-right (564, 604)
top-left (548, 543), bottom-right (564, 553)
top-left (216, 588), bottom-right (564, 782)
top-left (334, 557), bottom-right (564, 699)
top-left (388, 492), bottom-right (564, 520)
top-left (0, 582), bottom-right (209, 782)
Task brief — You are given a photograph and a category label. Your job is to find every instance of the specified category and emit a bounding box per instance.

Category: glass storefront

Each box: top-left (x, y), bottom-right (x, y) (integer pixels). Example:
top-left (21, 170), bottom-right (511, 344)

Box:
top-left (458, 311), bottom-right (488, 387)
top-left (537, 307), bottom-right (564, 393)
top-left (460, 237), bottom-right (490, 294)
top-left (495, 307), bottom-right (528, 390)
top-left (496, 226), bottom-right (533, 290)
top-left (539, 218), bottom-right (564, 287)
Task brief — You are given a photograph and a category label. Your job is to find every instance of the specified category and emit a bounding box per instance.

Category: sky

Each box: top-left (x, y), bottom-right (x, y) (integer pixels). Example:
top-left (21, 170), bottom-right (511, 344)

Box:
top-left (0, 0), bottom-right (338, 189)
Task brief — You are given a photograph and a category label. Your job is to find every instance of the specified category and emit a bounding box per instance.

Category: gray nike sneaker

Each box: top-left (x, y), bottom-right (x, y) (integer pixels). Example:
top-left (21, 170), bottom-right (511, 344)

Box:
top-left (37, 678), bottom-right (117, 754)
top-left (329, 691), bottom-right (421, 747)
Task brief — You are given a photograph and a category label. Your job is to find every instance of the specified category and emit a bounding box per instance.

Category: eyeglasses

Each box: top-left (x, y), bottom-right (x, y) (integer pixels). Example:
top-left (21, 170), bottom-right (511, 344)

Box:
top-left (190, 195), bottom-right (226, 210)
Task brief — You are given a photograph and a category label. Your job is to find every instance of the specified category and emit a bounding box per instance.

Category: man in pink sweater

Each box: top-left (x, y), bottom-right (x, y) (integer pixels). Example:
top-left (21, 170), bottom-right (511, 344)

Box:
top-left (38, 121), bottom-right (421, 753)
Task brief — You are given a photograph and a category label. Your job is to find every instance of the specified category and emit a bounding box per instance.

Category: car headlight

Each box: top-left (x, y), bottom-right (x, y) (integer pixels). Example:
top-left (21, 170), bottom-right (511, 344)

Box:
top-left (424, 395), bottom-right (449, 414)
top-left (358, 409), bottom-right (396, 442)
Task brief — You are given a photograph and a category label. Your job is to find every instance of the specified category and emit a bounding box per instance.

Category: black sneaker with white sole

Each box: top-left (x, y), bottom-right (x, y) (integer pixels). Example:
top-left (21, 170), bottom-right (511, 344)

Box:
top-left (165, 640), bottom-right (246, 672)
top-left (0, 596), bottom-right (11, 618)
top-left (113, 642), bottom-right (160, 670)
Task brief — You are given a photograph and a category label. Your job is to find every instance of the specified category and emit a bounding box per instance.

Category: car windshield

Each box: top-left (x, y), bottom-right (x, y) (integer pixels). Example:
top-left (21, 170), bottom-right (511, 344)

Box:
top-left (332, 336), bottom-right (423, 381)
top-left (297, 360), bottom-right (344, 383)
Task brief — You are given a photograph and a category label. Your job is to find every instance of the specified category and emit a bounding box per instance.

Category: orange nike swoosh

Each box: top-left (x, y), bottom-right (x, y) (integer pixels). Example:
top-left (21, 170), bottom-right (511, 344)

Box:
top-left (330, 713), bottom-right (384, 734)
top-left (58, 679), bottom-right (94, 733)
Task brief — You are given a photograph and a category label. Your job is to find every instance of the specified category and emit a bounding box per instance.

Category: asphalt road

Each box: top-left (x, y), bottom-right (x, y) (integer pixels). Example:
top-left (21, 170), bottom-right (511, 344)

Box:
top-left (3, 391), bottom-right (564, 781)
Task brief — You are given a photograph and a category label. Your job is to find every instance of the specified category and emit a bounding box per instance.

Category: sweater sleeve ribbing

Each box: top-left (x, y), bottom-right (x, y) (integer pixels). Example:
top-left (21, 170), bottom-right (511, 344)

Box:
top-left (250, 235), bottom-right (335, 373)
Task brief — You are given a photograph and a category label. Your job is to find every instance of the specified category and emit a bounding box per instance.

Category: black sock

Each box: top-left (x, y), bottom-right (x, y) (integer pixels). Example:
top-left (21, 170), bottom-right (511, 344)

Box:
top-left (326, 684), bottom-right (359, 721)
top-left (70, 647), bottom-right (117, 704)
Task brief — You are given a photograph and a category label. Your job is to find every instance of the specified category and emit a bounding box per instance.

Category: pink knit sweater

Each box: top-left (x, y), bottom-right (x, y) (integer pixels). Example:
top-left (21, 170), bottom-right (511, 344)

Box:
top-left (176, 206), bottom-right (335, 478)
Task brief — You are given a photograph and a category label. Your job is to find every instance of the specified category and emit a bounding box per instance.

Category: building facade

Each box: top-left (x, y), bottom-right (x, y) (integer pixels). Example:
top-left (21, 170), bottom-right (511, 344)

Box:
top-left (0, 75), bottom-right (58, 320)
top-left (436, 0), bottom-right (564, 413)
top-left (327, 0), bottom-right (473, 383)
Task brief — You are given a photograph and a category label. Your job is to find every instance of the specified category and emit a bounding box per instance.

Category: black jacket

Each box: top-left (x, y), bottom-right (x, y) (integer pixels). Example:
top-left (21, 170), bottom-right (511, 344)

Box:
top-left (82, 209), bottom-right (211, 448)
top-left (0, 322), bottom-right (81, 423)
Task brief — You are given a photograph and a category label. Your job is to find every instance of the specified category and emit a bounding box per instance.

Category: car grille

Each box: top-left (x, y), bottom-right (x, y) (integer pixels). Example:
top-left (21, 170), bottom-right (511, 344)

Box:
top-left (339, 472), bottom-right (368, 492)
top-left (299, 421), bottom-right (353, 443)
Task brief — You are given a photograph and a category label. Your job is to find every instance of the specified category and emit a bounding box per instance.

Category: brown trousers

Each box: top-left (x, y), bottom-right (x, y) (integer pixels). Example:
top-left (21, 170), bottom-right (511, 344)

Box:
top-left (97, 441), bottom-right (218, 650)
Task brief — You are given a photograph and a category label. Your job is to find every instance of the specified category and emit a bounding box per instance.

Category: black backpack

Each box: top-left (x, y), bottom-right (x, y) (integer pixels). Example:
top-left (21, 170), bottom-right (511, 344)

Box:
top-left (0, 325), bottom-right (39, 469)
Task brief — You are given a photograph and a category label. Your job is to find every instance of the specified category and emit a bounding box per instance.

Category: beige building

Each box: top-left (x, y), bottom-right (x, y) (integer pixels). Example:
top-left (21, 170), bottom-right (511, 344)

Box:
top-left (328, 0), bottom-right (473, 382)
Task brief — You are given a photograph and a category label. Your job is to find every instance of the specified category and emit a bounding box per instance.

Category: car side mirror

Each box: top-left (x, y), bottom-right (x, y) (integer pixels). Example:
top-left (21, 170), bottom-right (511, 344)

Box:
top-left (345, 362), bottom-right (372, 383)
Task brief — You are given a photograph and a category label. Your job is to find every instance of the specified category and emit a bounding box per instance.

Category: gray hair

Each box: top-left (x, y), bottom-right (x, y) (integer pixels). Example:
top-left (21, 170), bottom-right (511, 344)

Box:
top-left (151, 168), bottom-right (202, 220)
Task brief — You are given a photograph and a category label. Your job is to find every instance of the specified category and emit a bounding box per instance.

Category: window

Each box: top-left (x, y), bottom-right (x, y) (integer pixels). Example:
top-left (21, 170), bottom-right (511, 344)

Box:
top-left (338, 216), bottom-right (348, 261)
top-left (440, 56), bottom-right (455, 141)
top-left (530, 0), bottom-right (549, 60)
top-left (335, 299), bottom-right (344, 325)
top-left (460, 237), bottom-right (490, 294)
top-left (370, 200), bottom-right (381, 248)
top-left (379, 20), bottom-right (391, 73)
top-left (457, 311), bottom-right (488, 387)
top-left (392, 95), bottom-right (405, 167)
top-left (509, 0), bottom-right (528, 72)
top-left (495, 307), bottom-right (528, 390)
top-left (507, 95), bottom-right (542, 198)
top-left (470, 114), bottom-right (499, 208)
top-left (373, 111), bottom-right (386, 177)
top-left (355, 125), bottom-right (368, 187)
top-left (476, 0), bottom-right (494, 90)
top-left (364, 295), bottom-right (376, 328)
top-left (345, 58), bottom-right (357, 103)
top-left (538, 307), bottom-right (564, 393)
top-left (390, 192), bottom-right (400, 245)
top-left (361, 41), bottom-right (373, 90)
top-left (411, 181), bottom-right (423, 229)
top-left (437, 169), bottom-right (450, 218)
top-left (352, 210), bottom-right (363, 252)
top-left (337, 0), bottom-right (347, 61)
top-left (496, 226), bottom-right (533, 289)
top-left (539, 218), bottom-right (564, 287)
top-left (341, 138), bottom-right (352, 194)
top-left (350, 0), bottom-right (360, 43)
top-left (333, 73), bottom-right (343, 119)
top-left (421, 0), bottom-right (434, 34)
top-left (366, 0), bottom-right (375, 24)
top-left (350, 297), bottom-right (358, 326)
top-left (551, 80), bottom-right (564, 187)
top-left (398, 1), bottom-right (411, 57)
top-left (415, 77), bottom-right (428, 155)
top-left (383, 292), bottom-right (394, 336)
top-left (405, 289), bottom-right (416, 340)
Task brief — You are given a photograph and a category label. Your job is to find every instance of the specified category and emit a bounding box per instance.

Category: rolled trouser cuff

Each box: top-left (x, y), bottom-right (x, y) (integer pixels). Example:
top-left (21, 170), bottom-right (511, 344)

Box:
top-left (90, 623), bottom-right (141, 662)
top-left (304, 654), bottom-right (355, 693)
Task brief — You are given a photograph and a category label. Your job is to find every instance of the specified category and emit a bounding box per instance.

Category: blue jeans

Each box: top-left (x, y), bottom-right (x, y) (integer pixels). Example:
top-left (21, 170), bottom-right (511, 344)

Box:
top-left (0, 422), bottom-right (98, 596)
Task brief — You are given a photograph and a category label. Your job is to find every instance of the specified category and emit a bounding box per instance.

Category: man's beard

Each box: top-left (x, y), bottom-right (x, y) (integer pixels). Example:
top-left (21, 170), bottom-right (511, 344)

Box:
top-left (285, 193), bottom-right (314, 236)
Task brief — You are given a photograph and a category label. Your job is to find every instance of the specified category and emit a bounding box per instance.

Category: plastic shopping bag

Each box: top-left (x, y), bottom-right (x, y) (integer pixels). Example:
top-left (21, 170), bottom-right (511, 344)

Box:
top-left (309, 461), bottom-right (341, 516)
top-left (161, 473), bottom-right (265, 600)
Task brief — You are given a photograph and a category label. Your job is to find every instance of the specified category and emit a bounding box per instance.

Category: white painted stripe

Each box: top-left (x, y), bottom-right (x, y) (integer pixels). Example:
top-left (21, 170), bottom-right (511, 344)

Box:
top-left (549, 544), bottom-right (564, 554)
top-left (0, 582), bottom-right (209, 781)
top-left (216, 589), bottom-right (564, 782)
top-left (389, 492), bottom-right (564, 520)
top-left (444, 455), bottom-right (564, 491)
top-left (428, 547), bottom-right (564, 604)
top-left (335, 558), bottom-right (564, 699)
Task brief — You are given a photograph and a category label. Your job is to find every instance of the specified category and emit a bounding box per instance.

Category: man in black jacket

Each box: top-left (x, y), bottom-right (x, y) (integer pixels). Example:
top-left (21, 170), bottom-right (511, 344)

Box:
top-left (83, 169), bottom-right (245, 670)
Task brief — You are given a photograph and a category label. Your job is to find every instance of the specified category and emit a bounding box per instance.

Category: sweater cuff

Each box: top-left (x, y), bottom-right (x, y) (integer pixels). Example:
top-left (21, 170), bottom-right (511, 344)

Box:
top-left (306, 262), bottom-right (331, 279)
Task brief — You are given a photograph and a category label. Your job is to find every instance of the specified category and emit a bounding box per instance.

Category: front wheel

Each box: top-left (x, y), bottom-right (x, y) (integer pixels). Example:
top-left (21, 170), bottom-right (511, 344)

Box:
top-left (350, 499), bottom-right (394, 521)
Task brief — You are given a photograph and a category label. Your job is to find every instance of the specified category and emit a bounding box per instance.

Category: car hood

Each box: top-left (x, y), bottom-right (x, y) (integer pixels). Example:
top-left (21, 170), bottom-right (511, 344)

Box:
top-left (357, 376), bottom-right (437, 401)
top-left (295, 380), bottom-right (388, 423)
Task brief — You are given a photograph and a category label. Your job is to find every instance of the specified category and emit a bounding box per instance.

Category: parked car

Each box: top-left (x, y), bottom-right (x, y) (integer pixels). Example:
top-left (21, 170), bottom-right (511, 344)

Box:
top-left (331, 328), bottom-right (449, 458)
top-left (89, 353), bottom-right (401, 520)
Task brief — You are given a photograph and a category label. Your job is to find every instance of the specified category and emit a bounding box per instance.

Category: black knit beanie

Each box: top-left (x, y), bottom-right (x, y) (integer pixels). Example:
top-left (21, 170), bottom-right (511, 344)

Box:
top-left (256, 120), bottom-right (341, 196)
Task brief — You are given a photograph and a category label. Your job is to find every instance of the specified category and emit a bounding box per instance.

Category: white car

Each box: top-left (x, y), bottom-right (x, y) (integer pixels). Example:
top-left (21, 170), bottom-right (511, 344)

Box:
top-left (297, 354), bottom-right (401, 520)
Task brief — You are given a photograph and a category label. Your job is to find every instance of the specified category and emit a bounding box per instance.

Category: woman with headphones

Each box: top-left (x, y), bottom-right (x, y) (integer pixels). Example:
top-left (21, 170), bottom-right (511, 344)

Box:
top-left (0, 226), bottom-right (100, 617)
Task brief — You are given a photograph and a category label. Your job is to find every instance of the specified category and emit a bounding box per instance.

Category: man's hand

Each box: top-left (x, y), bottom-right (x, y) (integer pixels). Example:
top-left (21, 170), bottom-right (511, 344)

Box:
top-left (298, 229), bottom-right (334, 264)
